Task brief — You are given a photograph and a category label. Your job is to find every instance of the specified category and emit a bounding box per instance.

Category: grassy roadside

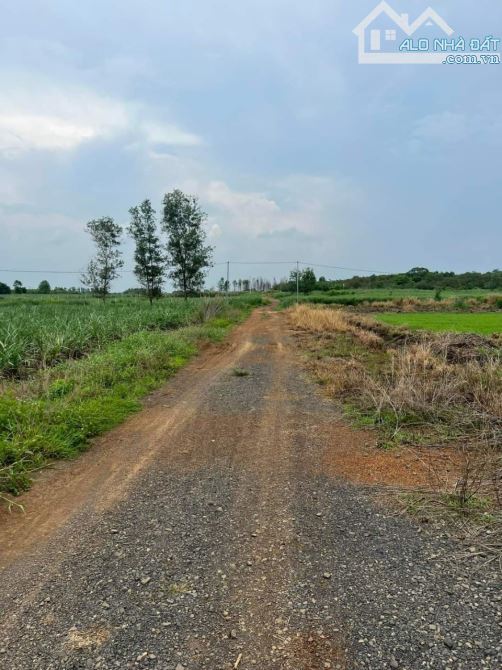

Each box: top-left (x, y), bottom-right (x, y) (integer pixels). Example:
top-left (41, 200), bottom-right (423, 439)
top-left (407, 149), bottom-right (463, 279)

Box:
top-left (288, 305), bottom-right (501, 451)
top-left (0, 296), bottom-right (262, 499)
top-left (0, 295), bottom-right (205, 377)
top-left (288, 304), bottom-right (501, 557)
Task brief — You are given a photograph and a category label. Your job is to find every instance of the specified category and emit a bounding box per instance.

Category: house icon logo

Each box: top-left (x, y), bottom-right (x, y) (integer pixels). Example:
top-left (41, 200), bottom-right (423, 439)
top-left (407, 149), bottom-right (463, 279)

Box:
top-left (353, 1), bottom-right (454, 64)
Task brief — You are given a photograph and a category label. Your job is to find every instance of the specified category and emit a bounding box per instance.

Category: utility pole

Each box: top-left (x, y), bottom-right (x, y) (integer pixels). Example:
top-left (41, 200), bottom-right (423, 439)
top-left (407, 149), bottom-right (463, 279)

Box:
top-left (296, 260), bottom-right (300, 304)
top-left (226, 261), bottom-right (230, 299)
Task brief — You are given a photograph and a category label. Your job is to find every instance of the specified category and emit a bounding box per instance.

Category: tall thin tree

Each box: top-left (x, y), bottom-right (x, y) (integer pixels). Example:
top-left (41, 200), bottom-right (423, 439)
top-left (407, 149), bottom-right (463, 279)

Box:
top-left (162, 189), bottom-right (213, 299)
top-left (81, 217), bottom-right (123, 301)
top-left (128, 200), bottom-right (165, 304)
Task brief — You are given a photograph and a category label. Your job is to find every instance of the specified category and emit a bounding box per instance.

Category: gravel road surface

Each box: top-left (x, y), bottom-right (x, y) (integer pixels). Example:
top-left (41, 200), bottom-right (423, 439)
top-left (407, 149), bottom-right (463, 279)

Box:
top-left (0, 308), bottom-right (500, 670)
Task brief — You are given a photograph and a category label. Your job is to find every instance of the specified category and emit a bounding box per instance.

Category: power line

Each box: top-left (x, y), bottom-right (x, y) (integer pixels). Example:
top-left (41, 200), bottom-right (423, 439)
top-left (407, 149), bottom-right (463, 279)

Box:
top-left (0, 268), bottom-right (135, 274)
top-left (0, 265), bottom-right (227, 273)
top-left (299, 262), bottom-right (392, 275)
top-left (0, 260), bottom-right (396, 276)
top-left (0, 269), bottom-right (82, 274)
top-left (224, 261), bottom-right (297, 265)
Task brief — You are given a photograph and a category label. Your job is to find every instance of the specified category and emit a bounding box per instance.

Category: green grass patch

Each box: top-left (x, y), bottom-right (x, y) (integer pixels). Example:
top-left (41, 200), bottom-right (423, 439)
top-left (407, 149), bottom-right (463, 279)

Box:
top-left (0, 298), bottom-right (261, 496)
top-left (0, 293), bottom-right (265, 377)
top-left (399, 491), bottom-right (496, 525)
top-left (374, 312), bottom-right (502, 335)
top-left (232, 367), bottom-right (250, 377)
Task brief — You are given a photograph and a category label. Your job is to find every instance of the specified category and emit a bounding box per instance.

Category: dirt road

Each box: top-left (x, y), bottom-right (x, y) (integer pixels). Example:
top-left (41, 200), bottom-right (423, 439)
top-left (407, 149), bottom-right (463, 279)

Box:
top-left (0, 308), bottom-right (500, 669)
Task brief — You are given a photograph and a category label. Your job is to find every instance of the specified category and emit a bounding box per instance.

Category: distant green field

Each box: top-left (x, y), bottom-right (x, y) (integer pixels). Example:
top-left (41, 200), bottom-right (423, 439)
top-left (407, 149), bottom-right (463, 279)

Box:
top-left (276, 287), bottom-right (502, 309)
top-left (375, 312), bottom-right (502, 335)
top-left (0, 293), bottom-right (264, 377)
top-left (0, 293), bottom-right (264, 495)
top-left (330, 288), bottom-right (497, 299)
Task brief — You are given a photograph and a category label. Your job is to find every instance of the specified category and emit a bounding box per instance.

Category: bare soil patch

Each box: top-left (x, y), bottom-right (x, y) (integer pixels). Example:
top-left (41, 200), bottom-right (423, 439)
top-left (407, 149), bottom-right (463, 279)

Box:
top-left (319, 422), bottom-right (462, 489)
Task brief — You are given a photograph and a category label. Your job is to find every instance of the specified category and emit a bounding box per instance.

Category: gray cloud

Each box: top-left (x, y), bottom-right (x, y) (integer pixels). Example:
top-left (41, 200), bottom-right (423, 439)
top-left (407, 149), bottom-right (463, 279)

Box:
top-left (0, 0), bottom-right (501, 291)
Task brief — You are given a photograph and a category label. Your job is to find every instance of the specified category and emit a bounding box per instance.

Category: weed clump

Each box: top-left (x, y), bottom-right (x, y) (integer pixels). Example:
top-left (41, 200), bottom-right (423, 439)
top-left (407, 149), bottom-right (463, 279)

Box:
top-left (232, 367), bottom-right (250, 377)
top-left (289, 304), bottom-right (502, 530)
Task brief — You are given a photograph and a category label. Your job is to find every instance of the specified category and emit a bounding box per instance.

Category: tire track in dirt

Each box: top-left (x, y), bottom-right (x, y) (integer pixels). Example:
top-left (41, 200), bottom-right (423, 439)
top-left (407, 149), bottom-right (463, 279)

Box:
top-left (0, 307), bottom-right (499, 670)
top-left (216, 321), bottom-right (348, 668)
top-left (0, 323), bottom-right (258, 645)
top-left (0, 335), bottom-right (254, 569)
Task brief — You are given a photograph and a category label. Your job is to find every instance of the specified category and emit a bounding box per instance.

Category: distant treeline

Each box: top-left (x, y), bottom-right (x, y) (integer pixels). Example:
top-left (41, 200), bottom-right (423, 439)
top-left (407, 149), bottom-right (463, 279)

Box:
top-left (3, 267), bottom-right (502, 297)
top-left (272, 266), bottom-right (502, 294)
top-left (0, 281), bottom-right (90, 295)
top-left (332, 267), bottom-right (502, 291)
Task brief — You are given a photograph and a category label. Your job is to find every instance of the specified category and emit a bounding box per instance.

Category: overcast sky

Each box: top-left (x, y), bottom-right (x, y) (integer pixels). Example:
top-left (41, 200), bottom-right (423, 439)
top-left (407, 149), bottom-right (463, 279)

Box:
top-left (1, 1), bottom-right (501, 291)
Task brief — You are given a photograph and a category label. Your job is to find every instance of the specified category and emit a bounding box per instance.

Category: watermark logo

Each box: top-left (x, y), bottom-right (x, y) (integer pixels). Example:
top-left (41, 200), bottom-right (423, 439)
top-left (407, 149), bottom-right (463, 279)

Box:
top-left (353, 1), bottom-right (500, 65)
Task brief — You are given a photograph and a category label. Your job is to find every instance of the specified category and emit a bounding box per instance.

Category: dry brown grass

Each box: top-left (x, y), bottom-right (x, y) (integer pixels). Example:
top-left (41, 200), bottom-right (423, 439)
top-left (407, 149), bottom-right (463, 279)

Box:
top-left (370, 340), bottom-right (501, 441)
top-left (65, 626), bottom-right (110, 651)
top-left (288, 303), bottom-right (354, 333)
top-left (357, 295), bottom-right (502, 314)
top-left (313, 357), bottom-right (367, 397)
top-left (367, 297), bottom-right (436, 312)
top-left (290, 305), bottom-right (500, 439)
top-left (290, 304), bottom-right (502, 508)
top-left (289, 304), bottom-right (383, 348)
